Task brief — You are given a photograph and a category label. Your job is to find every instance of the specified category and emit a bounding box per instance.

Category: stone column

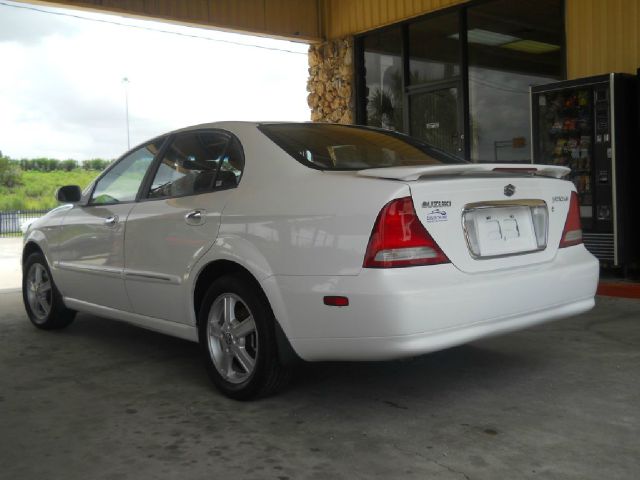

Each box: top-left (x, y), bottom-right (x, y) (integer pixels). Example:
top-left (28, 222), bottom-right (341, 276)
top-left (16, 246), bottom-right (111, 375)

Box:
top-left (307, 37), bottom-right (354, 124)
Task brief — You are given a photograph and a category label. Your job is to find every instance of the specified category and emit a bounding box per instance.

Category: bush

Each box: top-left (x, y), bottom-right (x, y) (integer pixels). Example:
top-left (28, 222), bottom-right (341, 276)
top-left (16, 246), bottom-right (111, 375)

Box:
top-left (0, 169), bottom-right (99, 210)
top-left (24, 184), bottom-right (46, 197)
top-left (0, 157), bottom-right (23, 188)
top-left (0, 154), bottom-right (106, 210)
top-left (0, 194), bottom-right (25, 211)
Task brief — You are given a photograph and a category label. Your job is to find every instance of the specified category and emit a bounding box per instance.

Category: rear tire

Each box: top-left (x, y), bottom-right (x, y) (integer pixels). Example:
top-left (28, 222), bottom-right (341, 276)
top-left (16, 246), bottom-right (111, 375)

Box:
top-left (22, 252), bottom-right (75, 330)
top-left (198, 273), bottom-right (291, 400)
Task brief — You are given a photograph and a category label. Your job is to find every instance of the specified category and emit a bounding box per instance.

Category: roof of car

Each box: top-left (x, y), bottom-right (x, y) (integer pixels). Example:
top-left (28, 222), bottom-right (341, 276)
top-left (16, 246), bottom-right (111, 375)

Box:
top-left (171, 121), bottom-right (289, 133)
top-left (169, 120), bottom-right (377, 135)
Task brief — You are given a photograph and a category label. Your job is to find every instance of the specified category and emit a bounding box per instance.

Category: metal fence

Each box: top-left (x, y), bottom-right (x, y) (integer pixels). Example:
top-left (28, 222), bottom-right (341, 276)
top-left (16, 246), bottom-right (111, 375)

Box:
top-left (0, 209), bottom-right (50, 237)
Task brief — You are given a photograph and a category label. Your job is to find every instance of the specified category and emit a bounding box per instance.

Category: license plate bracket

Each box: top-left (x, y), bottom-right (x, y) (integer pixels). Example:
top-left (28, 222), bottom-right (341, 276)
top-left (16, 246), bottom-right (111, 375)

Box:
top-left (463, 205), bottom-right (540, 258)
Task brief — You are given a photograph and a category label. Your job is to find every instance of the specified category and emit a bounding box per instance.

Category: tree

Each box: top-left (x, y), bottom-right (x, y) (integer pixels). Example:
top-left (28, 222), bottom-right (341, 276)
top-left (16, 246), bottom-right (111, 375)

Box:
top-left (61, 159), bottom-right (78, 171)
top-left (366, 70), bottom-right (404, 131)
top-left (83, 159), bottom-right (111, 171)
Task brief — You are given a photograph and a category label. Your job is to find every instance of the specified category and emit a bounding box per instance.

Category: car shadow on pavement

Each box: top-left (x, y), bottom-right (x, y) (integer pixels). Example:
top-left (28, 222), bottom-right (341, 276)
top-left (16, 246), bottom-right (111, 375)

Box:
top-left (289, 344), bottom-right (540, 398)
top-left (54, 311), bottom-right (542, 402)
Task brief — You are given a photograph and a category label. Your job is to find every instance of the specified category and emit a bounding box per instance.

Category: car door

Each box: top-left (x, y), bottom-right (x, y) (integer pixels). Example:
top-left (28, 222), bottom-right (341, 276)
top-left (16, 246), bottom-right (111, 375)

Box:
top-left (123, 130), bottom-right (244, 322)
top-left (53, 138), bottom-right (165, 311)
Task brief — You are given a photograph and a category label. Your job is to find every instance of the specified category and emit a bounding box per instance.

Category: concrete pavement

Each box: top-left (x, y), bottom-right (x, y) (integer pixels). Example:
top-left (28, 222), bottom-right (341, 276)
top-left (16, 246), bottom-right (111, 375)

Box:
top-left (0, 237), bottom-right (22, 291)
top-left (0, 290), bottom-right (638, 480)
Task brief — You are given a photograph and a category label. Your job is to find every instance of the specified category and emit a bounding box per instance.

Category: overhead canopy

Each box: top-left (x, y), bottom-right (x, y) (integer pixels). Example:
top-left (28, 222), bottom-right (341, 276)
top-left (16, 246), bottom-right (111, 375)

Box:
top-left (25, 0), bottom-right (324, 42)
top-left (18, 0), bottom-right (640, 78)
top-left (26, 0), bottom-right (472, 42)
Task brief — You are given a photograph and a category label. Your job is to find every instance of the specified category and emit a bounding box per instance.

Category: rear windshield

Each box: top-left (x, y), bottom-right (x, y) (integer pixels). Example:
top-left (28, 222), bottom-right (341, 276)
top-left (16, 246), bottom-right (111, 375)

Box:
top-left (259, 123), bottom-right (465, 170)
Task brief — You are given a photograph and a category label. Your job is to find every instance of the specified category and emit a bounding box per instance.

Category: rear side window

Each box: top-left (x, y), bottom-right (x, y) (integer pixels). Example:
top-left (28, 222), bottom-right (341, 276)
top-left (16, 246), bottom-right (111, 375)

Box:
top-left (147, 131), bottom-right (242, 199)
top-left (217, 137), bottom-right (244, 187)
top-left (259, 123), bottom-right (465, 170)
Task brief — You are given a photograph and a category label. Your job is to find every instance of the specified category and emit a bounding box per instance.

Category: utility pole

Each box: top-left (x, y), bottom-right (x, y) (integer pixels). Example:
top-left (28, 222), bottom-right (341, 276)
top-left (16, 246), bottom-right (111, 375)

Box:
top-left (122, 77), bottom-right (130, 150)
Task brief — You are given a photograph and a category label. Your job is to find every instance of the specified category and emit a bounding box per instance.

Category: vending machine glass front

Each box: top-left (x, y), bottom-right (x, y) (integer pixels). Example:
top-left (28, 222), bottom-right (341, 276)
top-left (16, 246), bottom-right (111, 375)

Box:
top-left (536, 88), bottom-right (594, 230)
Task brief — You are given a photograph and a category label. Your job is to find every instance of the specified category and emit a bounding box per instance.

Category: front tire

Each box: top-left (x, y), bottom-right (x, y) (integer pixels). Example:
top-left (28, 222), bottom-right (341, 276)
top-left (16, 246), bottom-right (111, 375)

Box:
top-left (198, 273), bottom-right (291, 400)
top-left (22, 252), bottom-right (76, 330)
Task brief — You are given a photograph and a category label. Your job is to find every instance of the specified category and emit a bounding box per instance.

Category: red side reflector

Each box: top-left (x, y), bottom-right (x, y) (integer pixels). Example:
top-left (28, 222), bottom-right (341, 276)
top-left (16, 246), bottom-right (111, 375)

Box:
top-left (323, 296), bottom-right (349, 307)
top-left (559, 191), bottom-right (583, 248)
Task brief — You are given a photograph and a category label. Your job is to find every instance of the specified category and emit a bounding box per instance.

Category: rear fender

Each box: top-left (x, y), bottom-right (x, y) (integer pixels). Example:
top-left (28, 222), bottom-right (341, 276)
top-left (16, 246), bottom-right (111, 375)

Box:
top-left (188, 234), bottom-right (303, 361)
top-left (187, 234), bottom-right (278, 323)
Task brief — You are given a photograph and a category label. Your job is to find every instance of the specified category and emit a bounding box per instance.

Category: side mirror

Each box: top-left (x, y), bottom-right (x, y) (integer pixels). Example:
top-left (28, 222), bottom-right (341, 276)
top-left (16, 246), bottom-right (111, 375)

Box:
top-left (56, 185), bottom-right (82, 203)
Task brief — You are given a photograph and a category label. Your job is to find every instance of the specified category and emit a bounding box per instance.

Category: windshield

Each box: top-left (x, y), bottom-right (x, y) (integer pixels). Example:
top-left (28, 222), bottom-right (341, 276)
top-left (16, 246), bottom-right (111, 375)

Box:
top-left (259, 123), bottom-right (466, 171)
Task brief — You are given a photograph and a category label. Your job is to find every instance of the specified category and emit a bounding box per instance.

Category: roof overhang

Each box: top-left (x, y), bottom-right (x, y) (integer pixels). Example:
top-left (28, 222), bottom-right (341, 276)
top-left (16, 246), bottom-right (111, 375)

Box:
top-left (19, 0), bottom-right (323, 43)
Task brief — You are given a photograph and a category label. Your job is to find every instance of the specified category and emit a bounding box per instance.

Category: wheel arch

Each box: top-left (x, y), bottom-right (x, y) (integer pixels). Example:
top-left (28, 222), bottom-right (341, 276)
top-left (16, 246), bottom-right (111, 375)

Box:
top-left (192, 259), bottom-right (301, 366)
top-left (22, 227), bottom-right (53, 265)
top-left (22, 241), bottom-right (44, 266)
top-left (193, 259), bottom-right (255, 322)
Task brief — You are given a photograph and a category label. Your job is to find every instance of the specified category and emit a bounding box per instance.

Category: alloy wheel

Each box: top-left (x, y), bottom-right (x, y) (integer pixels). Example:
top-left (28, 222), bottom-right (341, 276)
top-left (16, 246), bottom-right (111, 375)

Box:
top-left (26, 263), bottom-right (52, 322)
top-left (207, 293), bottom-right (259, 384)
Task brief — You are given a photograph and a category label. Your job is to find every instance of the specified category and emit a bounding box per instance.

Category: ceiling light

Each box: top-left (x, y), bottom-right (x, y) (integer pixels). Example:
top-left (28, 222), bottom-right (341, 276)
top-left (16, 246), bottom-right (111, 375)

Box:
top-left (451, 29), bottom-right (520, 46)
top-left (501, 40), bottom-right (561, 54)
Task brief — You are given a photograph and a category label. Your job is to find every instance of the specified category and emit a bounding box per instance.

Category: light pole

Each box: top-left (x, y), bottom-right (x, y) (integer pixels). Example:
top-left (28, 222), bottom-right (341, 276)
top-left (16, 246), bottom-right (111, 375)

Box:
top-left (122, 77), bottom-right (130, 150)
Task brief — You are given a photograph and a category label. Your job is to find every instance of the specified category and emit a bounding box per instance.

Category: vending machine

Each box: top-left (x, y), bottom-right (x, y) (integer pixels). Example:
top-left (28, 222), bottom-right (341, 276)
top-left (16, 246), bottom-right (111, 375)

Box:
top-left (530, 73), bottom-right (638, 270)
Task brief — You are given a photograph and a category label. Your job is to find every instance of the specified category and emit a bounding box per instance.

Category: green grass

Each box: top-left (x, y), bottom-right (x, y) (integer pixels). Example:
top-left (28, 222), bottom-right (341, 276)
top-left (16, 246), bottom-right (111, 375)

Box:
top-left (0, 169), bottom-right (101, 210)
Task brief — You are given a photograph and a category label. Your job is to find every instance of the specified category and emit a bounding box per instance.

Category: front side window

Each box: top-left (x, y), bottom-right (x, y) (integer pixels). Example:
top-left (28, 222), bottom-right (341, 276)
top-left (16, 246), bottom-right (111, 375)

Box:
top-left (260, 123), bottom-right (464, 170)
top-left (147, 131), bottom-right (238, 199)
top-left (91, 139), bottom-right (164, 205)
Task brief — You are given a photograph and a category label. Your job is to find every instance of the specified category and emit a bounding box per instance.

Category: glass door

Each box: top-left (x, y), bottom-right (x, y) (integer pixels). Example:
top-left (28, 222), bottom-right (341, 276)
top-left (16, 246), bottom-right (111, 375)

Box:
top-left (406, 11), bottom-right (466, 159)
top-left (409, 85), bottom-right (464, 157)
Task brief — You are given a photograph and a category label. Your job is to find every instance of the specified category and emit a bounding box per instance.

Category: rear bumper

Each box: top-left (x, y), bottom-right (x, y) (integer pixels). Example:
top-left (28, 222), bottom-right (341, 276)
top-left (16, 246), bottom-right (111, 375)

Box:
top-left (291, 297), bottom-right (594, 361)
top-left (263, 245), bottom-right (599, 361)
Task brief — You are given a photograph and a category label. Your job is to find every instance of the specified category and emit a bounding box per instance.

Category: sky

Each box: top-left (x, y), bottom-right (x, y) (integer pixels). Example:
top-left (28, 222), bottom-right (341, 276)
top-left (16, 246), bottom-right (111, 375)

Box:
top-left (0, 1), bottom-right (310, 160)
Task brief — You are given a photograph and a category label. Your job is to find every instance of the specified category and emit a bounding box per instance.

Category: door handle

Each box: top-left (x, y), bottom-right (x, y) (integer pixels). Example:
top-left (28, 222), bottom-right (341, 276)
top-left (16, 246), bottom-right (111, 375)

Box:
top-left (104, 215), bottom-right (118, 226)
top-left (185, 209), bottom-right (205, 225)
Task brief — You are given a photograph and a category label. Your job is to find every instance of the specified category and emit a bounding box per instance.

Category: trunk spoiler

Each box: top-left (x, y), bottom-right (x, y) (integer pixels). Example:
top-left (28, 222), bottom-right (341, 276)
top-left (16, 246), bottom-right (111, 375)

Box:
top-left (357, 164), bottom-right (570, 181)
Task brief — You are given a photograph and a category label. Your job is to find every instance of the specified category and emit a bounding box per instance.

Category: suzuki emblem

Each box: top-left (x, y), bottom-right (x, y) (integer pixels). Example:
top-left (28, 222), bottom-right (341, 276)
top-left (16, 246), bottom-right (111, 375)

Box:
top-left (504, 184), bottom-right (516, 197)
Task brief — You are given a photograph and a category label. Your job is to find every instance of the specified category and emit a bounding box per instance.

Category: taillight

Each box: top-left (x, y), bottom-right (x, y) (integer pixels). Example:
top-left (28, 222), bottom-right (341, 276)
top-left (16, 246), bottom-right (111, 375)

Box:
top-left (559, 191), bottom-right (583, 248)
top-left (363, 197), bottom-right (450, 268)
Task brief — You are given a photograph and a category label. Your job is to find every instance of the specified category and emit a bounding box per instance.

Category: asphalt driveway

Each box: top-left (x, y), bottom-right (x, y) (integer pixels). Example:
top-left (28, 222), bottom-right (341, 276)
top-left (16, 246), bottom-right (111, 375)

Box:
top-left (0, 290), bottom-right (638, 479)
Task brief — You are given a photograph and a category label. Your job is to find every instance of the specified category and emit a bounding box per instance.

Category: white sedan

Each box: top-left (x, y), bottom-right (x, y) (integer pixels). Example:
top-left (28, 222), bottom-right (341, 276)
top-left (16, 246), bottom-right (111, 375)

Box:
top-left (22, 122), bottom-right (599, 399)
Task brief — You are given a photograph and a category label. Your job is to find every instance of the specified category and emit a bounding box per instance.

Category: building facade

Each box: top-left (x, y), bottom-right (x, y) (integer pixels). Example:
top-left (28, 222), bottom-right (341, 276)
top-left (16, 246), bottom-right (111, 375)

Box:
top-left (312, 0), bottom-right (640, 163)
top-left (24, 0), bottom-right (640, 164)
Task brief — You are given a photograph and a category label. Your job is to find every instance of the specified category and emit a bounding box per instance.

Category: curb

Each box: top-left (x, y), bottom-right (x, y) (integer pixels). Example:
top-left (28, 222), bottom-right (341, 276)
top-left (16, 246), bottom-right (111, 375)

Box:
top-left (597, 282), bottom-right (640, 299)
top-left (0, 288), bottom-right (21, 294)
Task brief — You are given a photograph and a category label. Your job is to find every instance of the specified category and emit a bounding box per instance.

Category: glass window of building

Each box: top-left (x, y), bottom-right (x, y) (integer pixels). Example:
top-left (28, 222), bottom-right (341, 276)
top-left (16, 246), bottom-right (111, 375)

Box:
top-left (355, 0), bottom-right (564, 163)
top-left (408, 12), bottom-right (461, 85)
top-left (467, 0), bottom-right (564, 162)
top-left (362, 27), bottom-right (403, 131)
top-left (407, 11), bottom-right (464, 159)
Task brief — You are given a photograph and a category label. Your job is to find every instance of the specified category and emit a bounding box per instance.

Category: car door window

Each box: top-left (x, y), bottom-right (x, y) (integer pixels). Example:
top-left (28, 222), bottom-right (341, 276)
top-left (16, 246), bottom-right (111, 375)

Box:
top-left (91, 139), bottom-right (164, 205)
top-left (216, 137), bottom-right (244, 188)
top-left (147, 131), bottom-right (236, 199)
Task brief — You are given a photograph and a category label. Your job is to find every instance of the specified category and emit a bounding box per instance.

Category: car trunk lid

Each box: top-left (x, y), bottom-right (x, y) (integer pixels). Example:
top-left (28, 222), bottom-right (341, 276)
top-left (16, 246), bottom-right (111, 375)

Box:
top-left (359, 164), bottom-right (575, 274)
